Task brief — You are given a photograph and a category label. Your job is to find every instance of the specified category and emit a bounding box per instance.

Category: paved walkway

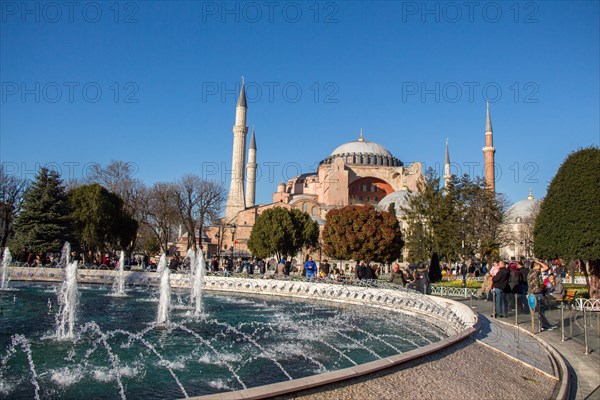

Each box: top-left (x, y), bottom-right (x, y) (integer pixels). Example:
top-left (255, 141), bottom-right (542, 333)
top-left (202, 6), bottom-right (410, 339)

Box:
top-left (279, 295), bottom-right (600, 400)
top-left (456, 296), bottom-right (600, 400)
top-left (279, 339), bottom-right (557, 400)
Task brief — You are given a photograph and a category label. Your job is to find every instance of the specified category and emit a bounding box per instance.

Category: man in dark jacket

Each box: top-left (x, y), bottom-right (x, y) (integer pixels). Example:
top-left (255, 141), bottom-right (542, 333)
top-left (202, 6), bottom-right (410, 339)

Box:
top-left (492, 261), bottom-right (510, 317)
top-left (355, 260), bottom-right (372, 280)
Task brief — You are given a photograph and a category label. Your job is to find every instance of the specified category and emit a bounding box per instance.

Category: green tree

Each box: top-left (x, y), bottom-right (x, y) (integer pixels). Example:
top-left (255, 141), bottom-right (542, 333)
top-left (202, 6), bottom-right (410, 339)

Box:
top-left (69, 184), bottom-right (138, 253)
top-left (452, 174), bottom-right (509, 264)
top-left (401, 169), bottom-right (459, 262)
top-left (12, 168), bottom-right (72, 255)
top-left (534, 147), bottom-right (600, 298)
top-left (247, 207), bottom-right (319, 259)
top-left (402, 170), bottom-right (508, 265)
top-left (322, 205), bottom-right (403, 263)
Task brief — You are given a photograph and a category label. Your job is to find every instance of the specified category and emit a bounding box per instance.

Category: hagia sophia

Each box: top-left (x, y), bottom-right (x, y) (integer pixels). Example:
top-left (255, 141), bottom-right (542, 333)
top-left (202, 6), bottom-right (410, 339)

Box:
top-left (177, 81), bottom-right (537, 263)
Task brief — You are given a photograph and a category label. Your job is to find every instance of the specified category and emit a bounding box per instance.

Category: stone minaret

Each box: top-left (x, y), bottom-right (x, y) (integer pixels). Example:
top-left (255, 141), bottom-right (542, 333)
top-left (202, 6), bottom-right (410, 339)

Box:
top-left (225, 80), bottom-right (248, 222)
top-left (245, 126), bottom-right (257, 208)
top-left (444, 138), bottom-right (451, 189)
top-left (482, 101), bottom-right (496, 192)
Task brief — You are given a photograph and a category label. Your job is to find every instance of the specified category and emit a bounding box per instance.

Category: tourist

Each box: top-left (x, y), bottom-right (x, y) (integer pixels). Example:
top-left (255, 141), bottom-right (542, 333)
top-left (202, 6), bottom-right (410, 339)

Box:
top-left (491, 261), bottom-right (510, 318)
top-left (514, 261), bottom-right (529, 312)
top-left (478, 272), bottom-right (493, 300)
top-left (528, 259), bottom-right (551, 330)
top-left (388, 263), bottom-right (406, 286)
top-left (320, 259), bottom-right (331, 278)
top-left (415, 265), bottom-right (430, 294)
top-left (304, 256), bottom-right (317, 282)
top-left (370, 263), bottom-right (381, 279)
top-left (403, 269), bottom-right (416, 289)
top-left (549, 276), bottom-right (565, 302)
top-left (169, 254), bottom-right (179, 272)
top-left (211, 257), bottom-right (219, 272)
top-left (355, 260), bottom-right (372, 280)
top-left (258, 258), bottom-right (266, 275)
top-left (276, 258), bottom-right (285, 277)
top-left (224, 256), bottom-right (233, 276)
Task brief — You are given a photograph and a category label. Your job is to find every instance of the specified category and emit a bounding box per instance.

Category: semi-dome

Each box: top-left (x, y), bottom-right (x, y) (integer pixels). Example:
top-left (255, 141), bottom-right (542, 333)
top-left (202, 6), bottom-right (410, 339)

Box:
top-left (507, 191), bottom-right (541, 223)
top-left (320, 131), bottom-right (402, 167)
top-left (377, 189), bottom-right (413, 215)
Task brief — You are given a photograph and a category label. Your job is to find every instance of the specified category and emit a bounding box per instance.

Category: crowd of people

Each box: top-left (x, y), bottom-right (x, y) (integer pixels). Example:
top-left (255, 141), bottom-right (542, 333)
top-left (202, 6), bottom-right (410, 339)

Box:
top-left (478, 259), bottom-right (566, 330)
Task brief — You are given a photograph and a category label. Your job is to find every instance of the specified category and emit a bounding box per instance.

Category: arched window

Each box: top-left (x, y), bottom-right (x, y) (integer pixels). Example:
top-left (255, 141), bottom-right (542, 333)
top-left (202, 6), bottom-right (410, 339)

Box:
top-left (516, 217), bottom-right (522, 223)
top-left (302, 203), bottom-right (308, 213)
top-left (311, 206), bottom-right (318, 216)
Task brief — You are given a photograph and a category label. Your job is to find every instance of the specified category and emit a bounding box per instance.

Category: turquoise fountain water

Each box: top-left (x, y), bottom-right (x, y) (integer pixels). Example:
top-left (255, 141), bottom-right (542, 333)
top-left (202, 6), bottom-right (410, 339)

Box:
top-left (0, 281), bottom-right (450, 399)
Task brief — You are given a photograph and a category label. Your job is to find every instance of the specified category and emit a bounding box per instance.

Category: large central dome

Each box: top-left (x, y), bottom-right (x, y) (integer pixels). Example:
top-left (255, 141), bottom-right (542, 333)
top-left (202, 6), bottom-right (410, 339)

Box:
top-left (320, 132), bottom-right (402, 167)
top-left (330, 140), bottom-right (393, 158)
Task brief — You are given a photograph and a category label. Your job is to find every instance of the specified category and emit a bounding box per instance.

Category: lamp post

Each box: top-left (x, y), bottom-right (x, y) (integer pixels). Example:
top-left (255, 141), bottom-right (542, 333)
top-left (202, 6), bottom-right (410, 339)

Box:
top-left (461, 217), bottom-right (466, 288)
top-left (215, 232), bottom-right (221, 263)
top-left (230, 224), bottom-right (237, 264)
top-left (419, 221), bottom-right (424, 262)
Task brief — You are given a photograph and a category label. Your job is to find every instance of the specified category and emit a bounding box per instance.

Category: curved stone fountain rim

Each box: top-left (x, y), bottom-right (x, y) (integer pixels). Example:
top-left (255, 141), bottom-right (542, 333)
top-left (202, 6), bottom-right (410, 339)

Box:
top-left (187, 276), bottom-right (477, 400)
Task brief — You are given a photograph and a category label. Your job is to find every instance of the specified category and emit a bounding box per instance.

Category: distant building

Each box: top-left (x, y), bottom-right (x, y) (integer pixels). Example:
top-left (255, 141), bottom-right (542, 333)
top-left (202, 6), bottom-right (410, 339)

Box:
top-left (501, 190), bottom-right (541, 260)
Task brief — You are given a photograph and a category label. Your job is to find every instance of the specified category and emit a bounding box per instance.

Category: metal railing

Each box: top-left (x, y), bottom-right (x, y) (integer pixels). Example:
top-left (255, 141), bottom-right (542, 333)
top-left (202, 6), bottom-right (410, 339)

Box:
top-left (429, 285), bottom-right (479, 298)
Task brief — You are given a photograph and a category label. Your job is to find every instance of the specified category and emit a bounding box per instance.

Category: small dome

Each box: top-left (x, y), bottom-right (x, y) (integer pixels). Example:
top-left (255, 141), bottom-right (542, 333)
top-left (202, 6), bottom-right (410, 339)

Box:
top-left (377, 190), bottom-right (413, 215)
top-left (310, 215), bottom-right (326, 226)
top-left (507, 195), bottom-right (540, 223)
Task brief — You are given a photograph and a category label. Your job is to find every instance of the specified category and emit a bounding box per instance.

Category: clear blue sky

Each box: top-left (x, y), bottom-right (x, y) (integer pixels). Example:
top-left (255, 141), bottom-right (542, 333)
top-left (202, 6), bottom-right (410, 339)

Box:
top-left (1, 1), bottom-right (599, 206)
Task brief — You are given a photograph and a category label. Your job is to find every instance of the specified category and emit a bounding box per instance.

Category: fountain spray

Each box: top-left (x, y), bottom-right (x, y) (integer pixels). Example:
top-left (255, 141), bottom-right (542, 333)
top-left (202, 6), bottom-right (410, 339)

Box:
top-left (0, 247), bottom-right (11, 289)
top-left (56, 242), bottom-right (79, 339)
top-left (112, 251), bottom-right (126, 296)
top-left (156, 254), bottom-right (171, 325)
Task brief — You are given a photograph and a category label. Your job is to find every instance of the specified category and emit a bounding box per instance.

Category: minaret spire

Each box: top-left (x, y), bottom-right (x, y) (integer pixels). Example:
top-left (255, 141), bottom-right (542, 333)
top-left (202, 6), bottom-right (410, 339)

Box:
top-left (225, 78), bottom-right (249, 221)
top-left (482, 102), bottom-right (496, 192)
top-left (245, 126), bottom-right (257, 208)
top-left (444, 139), bottom-right (451, 189)
top-left (237, 77), bottom-right (247, 108)
top-left (485, 100), bottom-right (492, 133)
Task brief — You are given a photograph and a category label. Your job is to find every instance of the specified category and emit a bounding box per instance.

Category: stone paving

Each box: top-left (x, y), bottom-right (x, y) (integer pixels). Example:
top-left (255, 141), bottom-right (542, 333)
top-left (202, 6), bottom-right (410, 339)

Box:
top-left (278, 295), bottom-right (600, 400)
top-left (277, 339), bottom-right (557, 400)
top-left (458, 297), bottom-right (600, 400)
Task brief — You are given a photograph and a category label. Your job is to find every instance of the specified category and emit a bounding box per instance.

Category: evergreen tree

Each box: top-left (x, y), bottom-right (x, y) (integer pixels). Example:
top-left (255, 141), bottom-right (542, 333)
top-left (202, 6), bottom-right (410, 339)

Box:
top-left (70, 183), bottom-right (138, 253)
top-left (401, 169), bottom-right (460, 262)
top-left (534, 147), bottom-right (600, 298)
top-left (12, 168), bottom-right (72, 255)
top-left (402, 169), bottom-right (508, 264)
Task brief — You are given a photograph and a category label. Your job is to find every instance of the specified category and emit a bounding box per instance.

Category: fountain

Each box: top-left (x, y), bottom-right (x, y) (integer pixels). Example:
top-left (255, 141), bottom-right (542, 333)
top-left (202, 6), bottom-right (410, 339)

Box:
top-left (0, 247), bottom-right (11, 290)
top-left (0, 248), bottom-right (475, 399)
top-left (111, 251), bottom-right (126, 297)
top-left (190, 249), bottom-right (205, 316)
top-left (55, 242), bottom-right (79, 340)
top-left (156, 254), bottom-right (171, 325)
